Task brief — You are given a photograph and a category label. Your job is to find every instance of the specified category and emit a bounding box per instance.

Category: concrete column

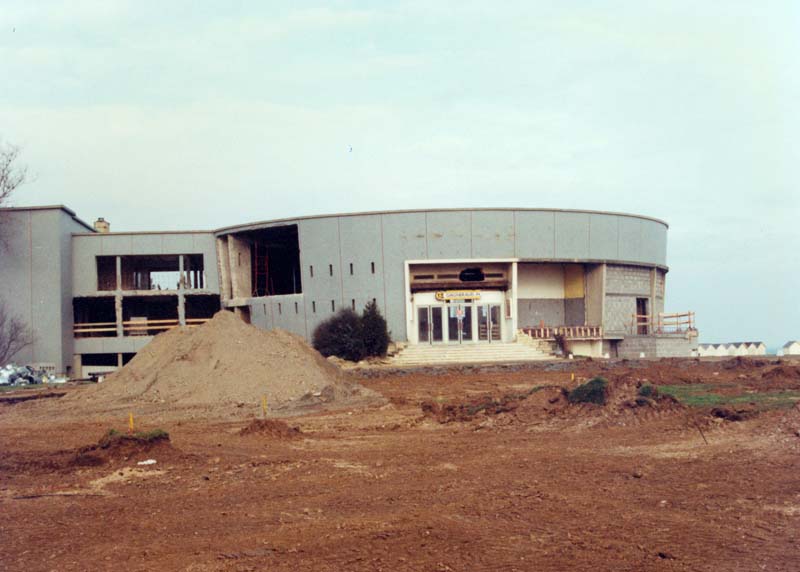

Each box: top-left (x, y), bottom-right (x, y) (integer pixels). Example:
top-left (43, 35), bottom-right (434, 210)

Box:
top-left (403, 261), bottom-right (414, 344)
top-left (177, 255), bottom-right (186, 326)
top-left (600, 263), bottom-right (607, 330)
top-left (72, 354), bottom-right (82, 380)
top-left (511, 261), bottom-right (518, 341)
top-left (649, 268), bottom-right (657, 332)
top-left (178, 293), bottom-right (186, 326)
top-left (115, 255), bottom-right (122, 291)
top-left (216, 237), bottom-right (232, 301)
top-left (117, 353), bottom-right (123, 368)
top-left (115, 293), bottom-right (124, 337)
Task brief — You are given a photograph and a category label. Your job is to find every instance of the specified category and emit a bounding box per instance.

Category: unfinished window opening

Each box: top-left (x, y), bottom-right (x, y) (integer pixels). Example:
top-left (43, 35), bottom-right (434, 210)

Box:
top-left (312, 301), bottom-right (316, 313)
top-left (349, 263), bottom-right (354, 275)
top-left (73, 297), bottom-right (116, 338)
top-left (351, 299), bottom-right (355, 310)
top-left (329, 264), bottom-right (333, 277)
top-left (278, 303), bottom-right (282, 315)
top-left (185, 295), bottom-right (220, 324)
top-left (310, 265), bottom-right (314, 277)
top-left (96, 256), bottom-right (117, 291)
top-left (82, 353), bottom-right (118, 366)
top-left (294, 302), bottom-right (299, 314)
top-left (121, 255), bottom-right (181, 291)
top-left (459, 267), bottom-right (485, 282)
top-left (371, 262), bottom-right (375, 274)
top-left (183, 254), bottom-right (206, 289)
top-left (243, 225), bottom-right (302, 297)
top-left (372, 298), bottom-right (376, 305)
top-left (331, 300), bottom-right (335, 312)
top-left (122, 295), bottom-right (179, 336)
top-left (121, 353), bottom-right (136, 366)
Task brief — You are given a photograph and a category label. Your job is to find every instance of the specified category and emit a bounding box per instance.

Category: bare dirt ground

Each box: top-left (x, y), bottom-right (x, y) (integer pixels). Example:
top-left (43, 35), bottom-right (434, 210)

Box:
top-left (2, 357), bottom-right (799, 571)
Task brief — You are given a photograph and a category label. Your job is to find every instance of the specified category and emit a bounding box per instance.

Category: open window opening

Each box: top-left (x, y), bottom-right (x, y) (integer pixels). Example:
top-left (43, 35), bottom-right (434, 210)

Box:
top-left (244, 225), bottom-right (302, 297)
top-left (185, 294), bottom-right (221, 325)
top-left (122, 295), bottom-right (179, 336)
top-left (121, 255), bottom-right (181, 291)
top-left (73, 297), bottom-right (117, 338)
top-left (97, 256), bottom-right (117, 291)
top-left (183, 254), bottom-right (206, 289)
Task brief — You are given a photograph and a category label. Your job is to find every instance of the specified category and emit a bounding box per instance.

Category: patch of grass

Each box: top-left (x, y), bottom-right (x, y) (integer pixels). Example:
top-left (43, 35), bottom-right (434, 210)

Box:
top-left (659, 384), bottom-right (800, 411)
top-left (99, 428), bottom-right (170, 447)
top-left (568, 377), bottom-right (608, 405)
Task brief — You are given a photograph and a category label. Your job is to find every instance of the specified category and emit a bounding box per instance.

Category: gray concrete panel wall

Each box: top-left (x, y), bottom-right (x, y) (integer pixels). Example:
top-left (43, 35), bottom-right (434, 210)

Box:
top-left (298, 217), bottom-right (344, 336)
top-left (514, 211), bottom-right (555, 258)
top-left (554, 211), bottom-right (590, 259)
top-left (517, 299), bottom-right (564, 327)
top-left (564, 298), bottom-right (585, 326)
top-left (380, 212), bottom-right (427, 341)
top-left (425, 211), bottom-right (471, 259)
top-left (249, 294), bottom-right (307, 338)
top-left (588, 214), bottom-right (619, 260)
top-left (471, 211), bottom-right (515, 258)
top-left (338, 215), bottom-right (385, 313)
top-left (1, 208), bottom-right (95, 371)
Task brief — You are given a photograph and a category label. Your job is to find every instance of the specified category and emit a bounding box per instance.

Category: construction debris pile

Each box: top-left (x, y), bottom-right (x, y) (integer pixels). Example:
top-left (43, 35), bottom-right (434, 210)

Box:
top-left (0, 364), bottom-right (65, 387)
top-left (78, 310), bottom-right (379, 415)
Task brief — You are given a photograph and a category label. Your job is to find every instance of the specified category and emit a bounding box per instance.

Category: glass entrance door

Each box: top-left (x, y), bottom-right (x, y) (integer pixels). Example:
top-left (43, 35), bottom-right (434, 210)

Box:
top-left (478, 304), bottom-right (502, 342)
top-left (418, 306), bottom-right (443, 344)
top-left (448, 304), bottom-right (473, 344)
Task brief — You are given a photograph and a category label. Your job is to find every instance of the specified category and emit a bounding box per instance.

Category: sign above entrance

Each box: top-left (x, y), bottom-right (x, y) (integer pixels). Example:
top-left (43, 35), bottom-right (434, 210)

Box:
top-left (435, 290), bottom-right (482, 301)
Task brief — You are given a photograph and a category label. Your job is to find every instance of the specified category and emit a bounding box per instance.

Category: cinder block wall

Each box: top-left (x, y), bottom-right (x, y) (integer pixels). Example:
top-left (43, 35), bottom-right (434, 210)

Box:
top-left (604, 265), bottom-right (652, 334)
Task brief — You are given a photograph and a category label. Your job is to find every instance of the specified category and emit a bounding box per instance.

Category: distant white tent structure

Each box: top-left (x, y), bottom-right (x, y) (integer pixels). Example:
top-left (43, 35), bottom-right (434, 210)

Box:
top-left (697, 342), bottom-right (767, 357)
top-left (783, 341), bottom-right (800, 356)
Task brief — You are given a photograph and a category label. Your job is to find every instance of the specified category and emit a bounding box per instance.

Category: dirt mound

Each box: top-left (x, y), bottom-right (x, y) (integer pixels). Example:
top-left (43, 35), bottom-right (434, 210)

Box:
top-left (78, 311), bottom-right (378, 414)
top-left (238, 419), bottom-right (302, 439)
top-left (421, 381), bottom-right (685, 427)
top-left (0, 430), bottom-right (174, 475)
top-left (761, 365), bottom-right (800, 380)
top-left (72, 429), bottom-right (175, 467)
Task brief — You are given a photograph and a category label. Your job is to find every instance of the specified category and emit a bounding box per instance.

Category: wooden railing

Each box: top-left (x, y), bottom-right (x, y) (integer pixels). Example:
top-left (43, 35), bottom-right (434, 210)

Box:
top-left (629, 312), bottom-right (695, 336)
top-left (74, 318), bottom-right (210, 338)
top-left (523, 325), bottom-right (603, 340)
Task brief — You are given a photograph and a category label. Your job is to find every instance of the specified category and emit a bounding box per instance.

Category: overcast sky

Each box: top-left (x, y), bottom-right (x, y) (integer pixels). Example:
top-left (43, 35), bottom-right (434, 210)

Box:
top-left (1, 1), bottom-right (798, 350)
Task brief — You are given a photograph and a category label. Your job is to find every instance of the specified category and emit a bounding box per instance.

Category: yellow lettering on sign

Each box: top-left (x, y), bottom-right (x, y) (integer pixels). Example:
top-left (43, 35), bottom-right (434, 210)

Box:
top-left (435, 290), bottom-right (482, 301)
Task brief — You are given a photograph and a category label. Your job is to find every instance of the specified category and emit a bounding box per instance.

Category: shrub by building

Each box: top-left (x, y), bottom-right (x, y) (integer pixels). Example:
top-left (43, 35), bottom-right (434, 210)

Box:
top-left (312, 302), bottom-right (391, 362)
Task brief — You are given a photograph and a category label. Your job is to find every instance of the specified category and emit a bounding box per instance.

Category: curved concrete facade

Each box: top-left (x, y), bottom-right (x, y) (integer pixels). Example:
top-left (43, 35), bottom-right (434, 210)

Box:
top-left (213, 209), bottom-right (670, 345)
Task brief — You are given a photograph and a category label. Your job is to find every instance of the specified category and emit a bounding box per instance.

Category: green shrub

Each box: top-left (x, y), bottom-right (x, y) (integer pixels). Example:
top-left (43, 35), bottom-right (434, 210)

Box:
top-left (637, 384), bottom-right (658, 398)
top-left (568, 377), bottom-right (609, 405)
top-left (361, 300), bottom-right (391, 357)
top-left (312, 308), bottom-right (365, 362)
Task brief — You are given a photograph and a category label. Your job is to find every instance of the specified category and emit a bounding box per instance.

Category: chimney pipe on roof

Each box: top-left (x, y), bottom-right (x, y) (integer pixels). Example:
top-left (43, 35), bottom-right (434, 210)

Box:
top-left (94, 217), bottom-right (110, 233)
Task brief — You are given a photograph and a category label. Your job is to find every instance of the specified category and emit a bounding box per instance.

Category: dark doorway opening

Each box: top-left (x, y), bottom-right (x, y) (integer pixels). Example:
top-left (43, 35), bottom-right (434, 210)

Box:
top-left (247, 225), bottom-right (302, 297)
top-left (636, 297), bottom-right (649, 335)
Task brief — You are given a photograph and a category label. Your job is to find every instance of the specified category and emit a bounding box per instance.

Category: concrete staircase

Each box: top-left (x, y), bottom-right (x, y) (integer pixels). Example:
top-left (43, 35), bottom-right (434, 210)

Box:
top-left (389, 333), bottom-right (555, 367)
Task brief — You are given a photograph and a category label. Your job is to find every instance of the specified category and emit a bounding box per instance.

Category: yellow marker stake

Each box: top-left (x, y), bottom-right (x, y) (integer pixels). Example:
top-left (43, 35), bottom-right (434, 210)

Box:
top-left (261, 395), bottom-right (268, 419)
top-left (128, 412), bottom-right (135, 434)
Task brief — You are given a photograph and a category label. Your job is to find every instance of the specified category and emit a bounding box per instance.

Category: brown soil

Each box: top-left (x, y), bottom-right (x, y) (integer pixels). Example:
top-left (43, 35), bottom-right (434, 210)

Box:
top-left (71, 311), bottom-right (380, 417)
top-left (1, 357), bottom-right (799, 571)
top-left (238, 419), bottom-right (302, 439)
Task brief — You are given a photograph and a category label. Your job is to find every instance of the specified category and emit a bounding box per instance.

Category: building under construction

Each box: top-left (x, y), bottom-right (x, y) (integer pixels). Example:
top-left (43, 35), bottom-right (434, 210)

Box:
top-left (0, 205), bottom-right (697, 377)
